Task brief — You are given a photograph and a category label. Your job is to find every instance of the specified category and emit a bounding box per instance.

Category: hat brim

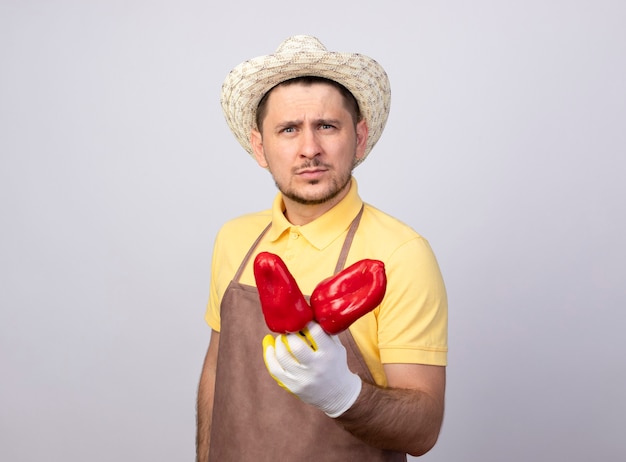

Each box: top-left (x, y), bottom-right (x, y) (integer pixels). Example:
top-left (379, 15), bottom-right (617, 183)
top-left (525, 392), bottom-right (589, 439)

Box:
top-left (220, 36), bottom-right (391, 166)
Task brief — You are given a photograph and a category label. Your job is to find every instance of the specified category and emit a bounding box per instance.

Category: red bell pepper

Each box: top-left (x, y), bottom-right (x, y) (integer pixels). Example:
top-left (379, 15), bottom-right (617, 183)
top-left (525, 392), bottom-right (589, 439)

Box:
top-left (310, 259), bottom-right (387, 334)
top-left (253, 252), bottom-right (313, 333)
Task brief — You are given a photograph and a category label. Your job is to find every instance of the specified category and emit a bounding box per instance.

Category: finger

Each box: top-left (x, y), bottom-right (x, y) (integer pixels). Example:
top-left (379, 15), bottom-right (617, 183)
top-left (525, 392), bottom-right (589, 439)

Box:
top-left (305, 320), bottom-right (326, 338)
top-left (305, 321), bottom-right (341, 350)
top-left (262, 334), bottom-right (280, 375)
top-left (262, 335), bottom-right (295, 393)
top-left (274, 333), bottom-right (302, 368)
top-left (284, 329), bottom-right (319, 363)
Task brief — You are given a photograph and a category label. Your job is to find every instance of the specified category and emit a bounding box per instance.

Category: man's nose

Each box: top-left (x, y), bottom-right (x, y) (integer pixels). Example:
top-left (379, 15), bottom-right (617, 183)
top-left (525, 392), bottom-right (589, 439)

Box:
top-left (299, 128), bottom-right (322, 158)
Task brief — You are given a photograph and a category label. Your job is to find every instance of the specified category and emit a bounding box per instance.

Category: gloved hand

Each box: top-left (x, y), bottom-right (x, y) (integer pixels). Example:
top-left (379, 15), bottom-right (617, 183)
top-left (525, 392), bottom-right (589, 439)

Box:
top-left (262, 321), bottom-right (362, 418)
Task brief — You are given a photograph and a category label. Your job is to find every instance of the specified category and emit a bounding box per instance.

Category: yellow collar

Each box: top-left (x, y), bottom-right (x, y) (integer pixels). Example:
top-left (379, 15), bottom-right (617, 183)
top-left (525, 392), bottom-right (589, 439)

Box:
top-left (267, 177), bottom-right (364, 250)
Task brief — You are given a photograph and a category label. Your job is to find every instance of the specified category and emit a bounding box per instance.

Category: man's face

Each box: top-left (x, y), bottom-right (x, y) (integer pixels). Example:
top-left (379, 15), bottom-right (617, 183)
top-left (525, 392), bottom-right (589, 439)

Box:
top-left (251, 82), bottom-right (368, 210)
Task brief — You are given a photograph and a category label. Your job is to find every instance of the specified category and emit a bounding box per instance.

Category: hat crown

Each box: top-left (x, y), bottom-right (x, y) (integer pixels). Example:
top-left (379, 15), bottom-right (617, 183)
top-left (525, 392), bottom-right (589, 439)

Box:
top-left (275, 35), bottom-right (328, 54)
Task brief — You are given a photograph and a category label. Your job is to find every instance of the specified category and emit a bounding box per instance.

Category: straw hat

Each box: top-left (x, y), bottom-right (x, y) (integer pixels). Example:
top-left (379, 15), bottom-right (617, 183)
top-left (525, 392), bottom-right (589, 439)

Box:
top-left (220, 35), bottom-right (391, 166)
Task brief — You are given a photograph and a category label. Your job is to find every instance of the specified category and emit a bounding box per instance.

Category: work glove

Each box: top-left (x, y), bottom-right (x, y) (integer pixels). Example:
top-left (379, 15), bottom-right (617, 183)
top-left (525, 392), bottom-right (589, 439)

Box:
top-left (262, 321), bottom-right (362, 418)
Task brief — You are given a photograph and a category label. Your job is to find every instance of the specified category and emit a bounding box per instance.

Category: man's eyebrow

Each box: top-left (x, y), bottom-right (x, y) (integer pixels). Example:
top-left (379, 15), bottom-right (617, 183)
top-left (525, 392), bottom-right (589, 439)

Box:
top-left (273, 119), bottom-right (302, 131)
top-left (277, 119), bottom-right (302, 127)
top-left (316, 118), bottom-right (342, 126)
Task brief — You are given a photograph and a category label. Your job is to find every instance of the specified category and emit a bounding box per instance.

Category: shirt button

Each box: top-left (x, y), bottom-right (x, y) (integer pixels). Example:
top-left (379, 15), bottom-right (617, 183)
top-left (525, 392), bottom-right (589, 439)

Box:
top-left (291, 232), bottom-right (299, 240)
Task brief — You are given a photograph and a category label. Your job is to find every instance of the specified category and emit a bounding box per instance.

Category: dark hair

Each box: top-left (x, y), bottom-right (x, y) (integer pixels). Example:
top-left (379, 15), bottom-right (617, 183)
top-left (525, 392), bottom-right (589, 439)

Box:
top-left (255, 76), bottom-right (362, 133)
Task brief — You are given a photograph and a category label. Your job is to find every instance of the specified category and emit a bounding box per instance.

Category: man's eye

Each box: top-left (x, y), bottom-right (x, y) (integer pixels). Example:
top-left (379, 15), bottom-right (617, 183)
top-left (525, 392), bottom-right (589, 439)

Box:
top-left (320, 124), bottom-right (334, 130)
top-left (282, 127), bottom-right (295, 133)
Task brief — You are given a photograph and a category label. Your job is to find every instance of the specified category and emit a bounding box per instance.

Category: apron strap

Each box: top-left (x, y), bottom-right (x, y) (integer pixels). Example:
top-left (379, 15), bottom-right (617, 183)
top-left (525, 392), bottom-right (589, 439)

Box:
top-left (333, 204), bottom-right (364, 275)
top-left (232, 222), bottom-right (272, 282)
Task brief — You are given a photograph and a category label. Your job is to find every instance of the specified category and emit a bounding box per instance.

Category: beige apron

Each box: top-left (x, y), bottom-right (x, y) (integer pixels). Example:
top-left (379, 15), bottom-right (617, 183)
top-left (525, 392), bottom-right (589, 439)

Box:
top-left (209, 208), bottom-right (406, 461)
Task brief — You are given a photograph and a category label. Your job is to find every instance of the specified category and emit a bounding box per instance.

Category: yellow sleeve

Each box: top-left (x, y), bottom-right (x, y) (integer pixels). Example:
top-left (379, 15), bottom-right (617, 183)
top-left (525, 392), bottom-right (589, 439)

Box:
top-left (205, 229), bottom-right (224, 332)
top-left (377, 236), bottom-right (448, 366)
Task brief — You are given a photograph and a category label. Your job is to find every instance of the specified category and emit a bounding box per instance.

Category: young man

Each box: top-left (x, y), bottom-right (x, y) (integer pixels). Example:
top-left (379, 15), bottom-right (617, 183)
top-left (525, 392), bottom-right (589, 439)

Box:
top-left (197, 36), bottom-right (448, 461)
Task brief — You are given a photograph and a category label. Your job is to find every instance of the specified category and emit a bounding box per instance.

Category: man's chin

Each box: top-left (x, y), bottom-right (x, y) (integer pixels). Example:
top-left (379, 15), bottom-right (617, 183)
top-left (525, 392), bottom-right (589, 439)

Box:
top-left (281, 187), bottom-right (332, 205)
top-left (277, 175), bottom-right (351, 206)
top-left (283, 193), bottom-right (330, 206)
top-left (282, 185), bottom-right (345, 206)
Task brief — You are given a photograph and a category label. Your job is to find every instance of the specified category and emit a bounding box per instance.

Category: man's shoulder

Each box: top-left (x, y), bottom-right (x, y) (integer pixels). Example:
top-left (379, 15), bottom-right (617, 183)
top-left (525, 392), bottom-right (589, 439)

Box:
top-left (362, 203), bottom-right (424, 241)
top-left (217, 209), bottom-right (272, 239)
top-left (222, 209), bottom-right (272, 227)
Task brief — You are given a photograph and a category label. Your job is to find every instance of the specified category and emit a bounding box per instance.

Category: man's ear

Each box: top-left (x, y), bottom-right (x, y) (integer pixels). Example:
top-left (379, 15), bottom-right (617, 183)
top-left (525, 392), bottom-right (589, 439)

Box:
top-left (250, 129), bottom-right (269, 168)
top-left (354, 119), bottom-right (369, 162)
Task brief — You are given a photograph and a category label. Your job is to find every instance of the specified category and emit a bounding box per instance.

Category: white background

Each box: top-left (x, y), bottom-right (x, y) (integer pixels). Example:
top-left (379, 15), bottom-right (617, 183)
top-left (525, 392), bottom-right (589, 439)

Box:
top-left (1, 1), bottom-right (625, 460)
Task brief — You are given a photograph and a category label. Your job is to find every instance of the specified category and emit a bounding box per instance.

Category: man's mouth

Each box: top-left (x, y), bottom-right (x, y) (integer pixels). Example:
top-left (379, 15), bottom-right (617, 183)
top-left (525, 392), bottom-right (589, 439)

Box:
top-left (297, 168), bottom-right (327, 180)
top-left (295, 161), bottom-right (331, 175)
top-left (297, 167), bottom-right (327, 174)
